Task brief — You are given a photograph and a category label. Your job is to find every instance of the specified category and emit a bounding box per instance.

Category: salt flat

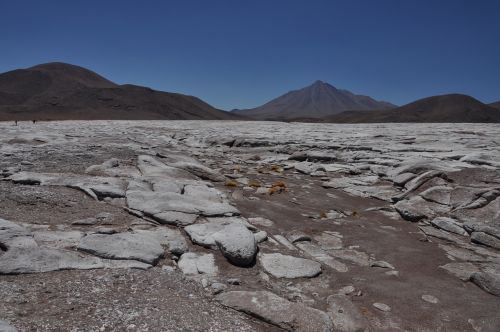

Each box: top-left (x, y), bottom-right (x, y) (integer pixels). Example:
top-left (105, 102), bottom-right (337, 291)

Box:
top-left (1, 121), bottom-right (499, 331)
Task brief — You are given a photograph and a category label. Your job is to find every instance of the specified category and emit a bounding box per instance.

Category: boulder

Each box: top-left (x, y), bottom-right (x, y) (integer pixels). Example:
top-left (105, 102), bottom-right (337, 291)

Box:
top-left (430, 217), bottom-right (468, 236)
top-left (213, 223), bottom-right (257, 266)
top-left (178, 252), bottom-right (218, 276)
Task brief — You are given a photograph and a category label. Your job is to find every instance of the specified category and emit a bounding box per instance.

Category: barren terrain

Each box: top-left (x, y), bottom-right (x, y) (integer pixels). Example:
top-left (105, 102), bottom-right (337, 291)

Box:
top-left (1, 120), bottom-right (499, 331)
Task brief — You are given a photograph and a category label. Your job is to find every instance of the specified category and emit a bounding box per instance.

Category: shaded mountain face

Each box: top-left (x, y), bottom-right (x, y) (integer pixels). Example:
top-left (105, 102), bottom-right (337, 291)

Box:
top-left (326, 94), bottom-right (500, 123)
top-left (233, 80), bottom-right (395, 120)
top-left (0, 62), bottom-right (239, 121)
top-left (490, 101), bottom-right (500, 110)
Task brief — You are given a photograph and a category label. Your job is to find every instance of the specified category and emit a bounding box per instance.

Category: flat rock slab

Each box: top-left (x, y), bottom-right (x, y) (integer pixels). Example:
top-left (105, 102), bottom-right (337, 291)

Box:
top-left (216, 291), bottom-right (333, 332)
top-left (178, 252), bottom-right (218, 276)
top-left (78, 232), bottom-right (165, 264)
top-left (470, 272), bottom-right (500, 297)
top-left (430, 217), bottom-right (468, 236)
top-left (0, 320), bottom-right (18, 332)
top-left (0, 247), bottom-right (103, 274)
top-left (259, 253), bottom-right (322, 278)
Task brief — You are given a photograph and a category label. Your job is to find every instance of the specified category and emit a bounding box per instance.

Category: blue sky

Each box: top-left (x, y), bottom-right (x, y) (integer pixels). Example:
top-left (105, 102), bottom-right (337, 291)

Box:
top-left (1, 0), bottom-right (499, 110)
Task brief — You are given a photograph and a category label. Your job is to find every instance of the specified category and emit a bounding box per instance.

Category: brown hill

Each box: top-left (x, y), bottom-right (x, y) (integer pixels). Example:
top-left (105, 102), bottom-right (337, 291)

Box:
top-left (490, 101), bottom-right (500, 110)
top-left (325, 94), bottom-right (500, 123)
top-left (232, 80), bottom-right (395, 120)
top-left (0, 62), bottom-right (239, 121)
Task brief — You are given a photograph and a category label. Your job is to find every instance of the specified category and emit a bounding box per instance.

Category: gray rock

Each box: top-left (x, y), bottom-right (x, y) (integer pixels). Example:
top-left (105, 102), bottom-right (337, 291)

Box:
top-left (373, 302), bottom-right (391, 312)
top-left (295, 162), bottom-right (326, 175)
top-left (260, 253), bottom-right (322, 278)
top-left (273, 235), bottom-right (297, 250)
top-left (0, 247), bottom-right (103, 274)
top-left (421, 294), bottom-right (439, 304)
top-left (213, 223), bottom-right (257, 266)
top-left (471, 232), bottom-right (500, 250)
top-left (296, 242), bottom-right (348, 272)
top-left (185, 217), bottom-right (252, 249)
top-left (328, 249), bottom-right (371, 267)
top-left (392, 172), bottom-right (416, 186)
top-left (420, 186), bottom-right (452, 205)
top-left (314, 233), bottom-right (343, 250)
top-left (470, 272), bottom-right (500, 296)
top-left (286, 230), bottom-right (312, 243)
top-left (77, 232), bottom-right (165, 264)
top-left (216, 290), bottom-right (334, 332)
top-left (153, 211), bottom-right (198, 226)
top-left (211, 282), bottom-right (227, 295)
top-left (178, 252), bottom-right (218, 276)
top-left (394, 196), bottom-right (449, 222)
top-left (371, 261), bottom-right (395, 269)
top-left (327, 295), bottom-right (367, 332)
top-left (430, 217), bottom-right (468, 236)
top-left (254, 230), bottom-right (268, 243)
top-left (0, 320), bottom-right (18, 332)
top-left (440, 262), bottom-right (480, 281)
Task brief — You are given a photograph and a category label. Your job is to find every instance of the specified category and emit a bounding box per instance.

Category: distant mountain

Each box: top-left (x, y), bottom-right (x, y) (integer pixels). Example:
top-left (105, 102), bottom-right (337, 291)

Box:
top-left (325, 94), bottom-right (500, 123)
top-left (490, 101), bottom-right (500, 110)
top-left (0, 62), bottom-right (240, 121)
top-left (232, 80), bottom-right (395, 120)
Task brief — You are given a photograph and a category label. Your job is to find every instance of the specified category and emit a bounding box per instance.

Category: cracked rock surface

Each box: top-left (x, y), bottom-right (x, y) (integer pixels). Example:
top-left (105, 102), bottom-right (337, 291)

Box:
top-left (0, 120), bottom-right (499, 331)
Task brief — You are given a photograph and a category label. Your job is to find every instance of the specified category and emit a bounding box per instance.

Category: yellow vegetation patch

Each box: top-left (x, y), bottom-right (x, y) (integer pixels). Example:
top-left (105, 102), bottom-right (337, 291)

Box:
top-left (268, 180), bottom-right (288, 195)
top-left (248, 179), bottom-right (262, 188)
top-left (225, 179), bottom-right (239, 187)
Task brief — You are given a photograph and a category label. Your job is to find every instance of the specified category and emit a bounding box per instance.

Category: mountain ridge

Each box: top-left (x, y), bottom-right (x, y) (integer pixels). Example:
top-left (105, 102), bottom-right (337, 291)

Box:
top-left (324, 94), bottom-right (500, 123)
top-left (0, 62), bottom-right (240, 121)
top-left (232, 80), bottom-right (396, 120)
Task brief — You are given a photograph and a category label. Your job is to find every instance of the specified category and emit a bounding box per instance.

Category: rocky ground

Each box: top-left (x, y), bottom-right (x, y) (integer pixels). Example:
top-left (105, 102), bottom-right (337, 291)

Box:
top-left (0, 120), bottom-right (499, 332)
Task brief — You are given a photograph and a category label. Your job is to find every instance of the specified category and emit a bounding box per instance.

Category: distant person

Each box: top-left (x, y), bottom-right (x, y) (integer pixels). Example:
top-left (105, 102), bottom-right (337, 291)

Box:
top-left (32, 120), bottom-right (36, 124)
top-left (14, 120), bottom-right (18, 126)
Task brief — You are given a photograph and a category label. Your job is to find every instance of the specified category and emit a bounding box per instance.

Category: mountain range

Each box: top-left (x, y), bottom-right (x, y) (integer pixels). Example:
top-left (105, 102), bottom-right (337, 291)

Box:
top-left (0, 62), bottom-right (239, 121)
top-left (232, 80), bottom-right (395, 120)
top-left (0, 62), bottom-right (499, 123)
top-left (325, 94), bottom-right (500, 123)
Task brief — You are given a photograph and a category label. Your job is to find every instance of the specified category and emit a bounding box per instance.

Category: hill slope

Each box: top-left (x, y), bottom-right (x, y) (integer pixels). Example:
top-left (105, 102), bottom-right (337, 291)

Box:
top-left (0, 62), bottom-right (239, 121)
top-left (233, 80), bottom-right (395, 120)
top-left (490, 101), bottom-right (500, 110)
top-left (326, 94), bottom-right (500, 123)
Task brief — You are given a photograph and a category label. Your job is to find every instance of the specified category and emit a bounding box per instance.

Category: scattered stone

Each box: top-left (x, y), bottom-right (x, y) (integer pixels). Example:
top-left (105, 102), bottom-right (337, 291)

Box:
top-left (337, 285), bottom-right (355, 295)
top-left (421, 294), bottom-right (439, 304)
top-left (373, 302), bottom-right (391, 312)
top-left (260, 253), bottom-right (322, 278)
top-left (227, 278), bottom-right (240, 285)
top-left (371, 260), bottom-right (395, 269)
top-left (211, 282), bottom-right (227, 295)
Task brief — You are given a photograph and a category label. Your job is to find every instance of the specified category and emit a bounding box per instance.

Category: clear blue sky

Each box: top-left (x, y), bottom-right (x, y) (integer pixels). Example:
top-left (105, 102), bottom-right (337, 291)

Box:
top-left (1, 0), bottom-right (499, 110)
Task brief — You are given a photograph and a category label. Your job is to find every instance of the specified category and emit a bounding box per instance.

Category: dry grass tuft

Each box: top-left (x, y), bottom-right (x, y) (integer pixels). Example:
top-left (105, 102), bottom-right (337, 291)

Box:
top-left (225, 179), bottom-right (239, 187)
top-left (248, 179), bottom-right (262, 188)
